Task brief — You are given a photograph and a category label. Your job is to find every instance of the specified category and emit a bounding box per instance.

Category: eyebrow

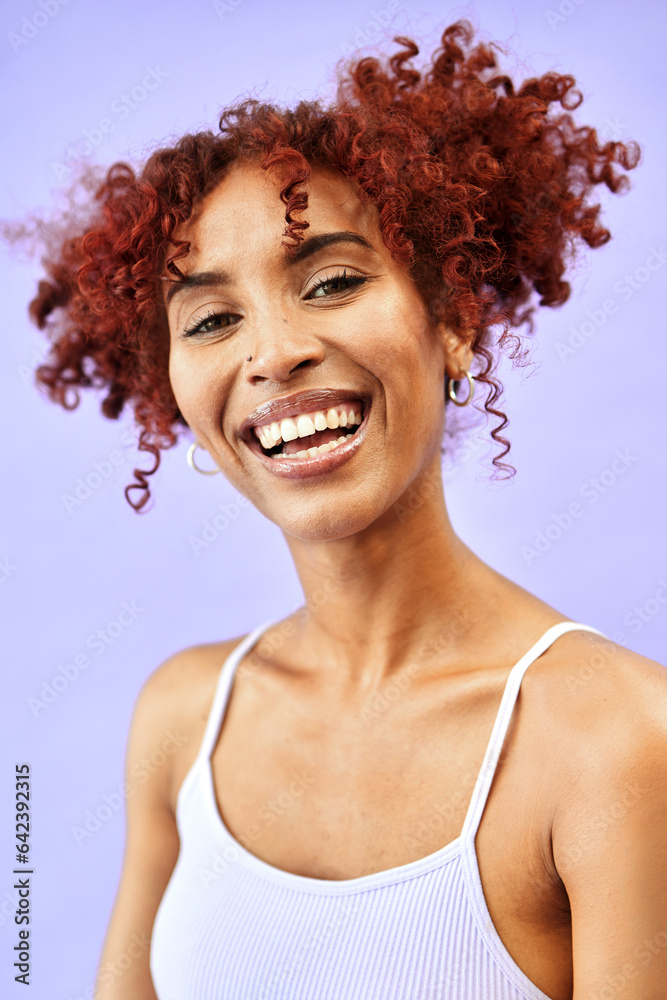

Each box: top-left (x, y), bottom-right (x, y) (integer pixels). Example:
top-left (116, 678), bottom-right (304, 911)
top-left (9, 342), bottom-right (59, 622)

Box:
top-left (163, 230), bottom-right (377, 307)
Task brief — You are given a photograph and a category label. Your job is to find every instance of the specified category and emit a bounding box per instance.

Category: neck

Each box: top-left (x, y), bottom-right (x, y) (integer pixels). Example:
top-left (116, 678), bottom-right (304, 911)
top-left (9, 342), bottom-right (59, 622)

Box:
top-left (280, 457), bottom-right (506, 688)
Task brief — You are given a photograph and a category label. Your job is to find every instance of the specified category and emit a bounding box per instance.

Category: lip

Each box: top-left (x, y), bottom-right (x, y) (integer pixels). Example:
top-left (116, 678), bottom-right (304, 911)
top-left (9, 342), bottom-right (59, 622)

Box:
top-left (238, 388), bottom-right (371, 441)
top-left (242, 393), bottom-right (371, 480)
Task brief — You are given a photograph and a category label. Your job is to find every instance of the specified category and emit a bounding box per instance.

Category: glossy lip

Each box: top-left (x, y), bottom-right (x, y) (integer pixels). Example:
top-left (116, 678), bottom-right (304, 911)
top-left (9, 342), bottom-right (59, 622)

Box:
top-left (238, 388), bottom-right (371, 441)
top-left (242, 394), bottom-right (371, 480)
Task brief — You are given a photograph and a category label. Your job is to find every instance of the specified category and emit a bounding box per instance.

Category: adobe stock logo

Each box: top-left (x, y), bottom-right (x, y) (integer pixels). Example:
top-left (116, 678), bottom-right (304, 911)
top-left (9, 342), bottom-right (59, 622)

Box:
top-left (545, 0), bottom-right (587, 30)
top-left (339, 1), bottom-right (403, 56)
top-left (51, 66), bottom-right (169, 182)
top-left (555, 246), bottom-right (667, 362)
top-left (27, 600), bottom-right (145, 718)
top-left (7, 0), bottom-right (71, 54)
top-left (188, 494), bottom-right (251, 554)
top-left (60, 426), bottom-right (138, 513)
top-left (212, 0), bottom-right (243, 18)
top-left (521, 449), bottom-right (638, 565)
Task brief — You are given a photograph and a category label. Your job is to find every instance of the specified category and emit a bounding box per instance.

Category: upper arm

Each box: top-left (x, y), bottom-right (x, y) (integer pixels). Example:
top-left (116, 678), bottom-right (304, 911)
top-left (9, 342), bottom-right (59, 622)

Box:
top-left (93, 649), bottom-right (204, 1000)
top-left (552, 647), bottom-right (667, 999)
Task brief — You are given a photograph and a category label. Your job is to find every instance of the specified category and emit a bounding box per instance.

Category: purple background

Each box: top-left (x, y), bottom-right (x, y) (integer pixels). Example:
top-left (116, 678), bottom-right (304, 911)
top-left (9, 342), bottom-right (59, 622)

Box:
top-left (1, 0), bottom-right (665, 997)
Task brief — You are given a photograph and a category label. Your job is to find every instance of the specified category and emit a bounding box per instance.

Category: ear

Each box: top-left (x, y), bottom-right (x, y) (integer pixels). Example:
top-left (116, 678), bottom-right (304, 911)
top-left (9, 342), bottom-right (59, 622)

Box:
top-left (436, 323), bottom-right (475, 379)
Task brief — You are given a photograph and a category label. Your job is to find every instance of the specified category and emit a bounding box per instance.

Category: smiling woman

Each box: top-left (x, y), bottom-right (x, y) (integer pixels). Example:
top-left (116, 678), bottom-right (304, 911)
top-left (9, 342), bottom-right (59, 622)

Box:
top-left (163, 159), bottom-right (466, 539)
top-left (18, 18), bottom-right (667, 1000)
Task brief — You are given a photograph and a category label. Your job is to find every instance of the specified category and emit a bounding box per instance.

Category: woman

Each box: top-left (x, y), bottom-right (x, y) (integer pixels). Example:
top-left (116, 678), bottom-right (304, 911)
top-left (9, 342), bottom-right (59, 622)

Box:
top-left (26, 21), bottom-right (665, 1000)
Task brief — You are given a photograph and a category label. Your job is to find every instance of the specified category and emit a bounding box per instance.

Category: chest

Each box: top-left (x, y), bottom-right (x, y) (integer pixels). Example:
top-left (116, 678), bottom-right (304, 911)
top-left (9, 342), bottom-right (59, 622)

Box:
top-left (207, 668), bottom-right (574, 1000)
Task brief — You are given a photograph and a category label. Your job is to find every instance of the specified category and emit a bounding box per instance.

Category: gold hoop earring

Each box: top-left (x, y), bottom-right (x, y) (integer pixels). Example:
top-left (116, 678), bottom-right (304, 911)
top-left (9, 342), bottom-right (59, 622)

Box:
top-left (186, 442), bottom-right (220, 476)
top-left (446, 369), bottom-right (475, 407)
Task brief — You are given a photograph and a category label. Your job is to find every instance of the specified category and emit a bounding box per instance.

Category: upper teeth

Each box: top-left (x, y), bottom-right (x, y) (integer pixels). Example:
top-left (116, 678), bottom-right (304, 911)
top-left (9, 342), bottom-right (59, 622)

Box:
top-left (253, 403), bottom-right (362, 450)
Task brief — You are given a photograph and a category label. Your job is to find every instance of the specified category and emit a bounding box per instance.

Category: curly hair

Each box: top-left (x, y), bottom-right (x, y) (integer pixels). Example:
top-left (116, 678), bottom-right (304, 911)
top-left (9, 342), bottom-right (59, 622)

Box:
top-left (23, 20), bottom-right (639, 512)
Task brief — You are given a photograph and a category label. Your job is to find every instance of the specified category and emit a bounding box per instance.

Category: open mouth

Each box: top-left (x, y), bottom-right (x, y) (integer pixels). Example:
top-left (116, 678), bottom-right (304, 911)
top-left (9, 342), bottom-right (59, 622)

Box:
top-left (251, 401), bottom-right (365, 461)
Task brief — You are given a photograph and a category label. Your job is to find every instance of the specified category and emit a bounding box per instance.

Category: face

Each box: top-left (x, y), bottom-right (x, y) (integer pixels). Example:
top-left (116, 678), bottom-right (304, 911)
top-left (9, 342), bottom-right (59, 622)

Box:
top-left (164, 158), bottom-right (465, 542)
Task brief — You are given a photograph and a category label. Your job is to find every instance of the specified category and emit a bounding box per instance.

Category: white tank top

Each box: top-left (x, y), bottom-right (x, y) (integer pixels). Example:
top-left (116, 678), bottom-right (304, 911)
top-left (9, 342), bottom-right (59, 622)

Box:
top-left (150, 618), bottom-right (606, 999)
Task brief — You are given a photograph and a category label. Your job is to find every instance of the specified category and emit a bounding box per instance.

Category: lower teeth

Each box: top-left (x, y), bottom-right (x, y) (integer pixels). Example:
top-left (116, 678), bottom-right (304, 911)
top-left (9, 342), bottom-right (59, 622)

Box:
top-left (284, 432), bottom-right (355, 459)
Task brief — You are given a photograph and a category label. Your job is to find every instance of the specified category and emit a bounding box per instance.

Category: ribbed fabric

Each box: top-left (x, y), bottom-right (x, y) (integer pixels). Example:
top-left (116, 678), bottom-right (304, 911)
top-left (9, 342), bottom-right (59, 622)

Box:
top-left (150, 619), bottom-right (606, 1000)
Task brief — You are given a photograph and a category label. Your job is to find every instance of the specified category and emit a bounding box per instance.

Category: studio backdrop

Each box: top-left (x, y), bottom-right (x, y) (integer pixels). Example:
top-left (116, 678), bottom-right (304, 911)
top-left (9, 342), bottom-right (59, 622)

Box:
top-left (1, 1), bottom-right (665, 998)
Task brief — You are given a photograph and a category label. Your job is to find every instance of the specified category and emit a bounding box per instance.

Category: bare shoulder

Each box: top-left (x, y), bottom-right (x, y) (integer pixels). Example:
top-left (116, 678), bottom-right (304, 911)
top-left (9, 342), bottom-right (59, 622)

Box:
top-left (530, 627), bottom-right (667, 737)
top-left (521, 628), bottom-right (667, 768)
top-left (524, 628), bottom-right (667, 862)
top-left (132, 633), bottom-right (250, 812)
top-left (528, 631), bottom-right (667, 990)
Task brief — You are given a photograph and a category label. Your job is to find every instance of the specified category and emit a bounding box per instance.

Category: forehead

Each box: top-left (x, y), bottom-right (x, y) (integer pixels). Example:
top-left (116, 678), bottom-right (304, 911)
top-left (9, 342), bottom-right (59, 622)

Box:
top-left (171, 158), bottom-right (380, 267)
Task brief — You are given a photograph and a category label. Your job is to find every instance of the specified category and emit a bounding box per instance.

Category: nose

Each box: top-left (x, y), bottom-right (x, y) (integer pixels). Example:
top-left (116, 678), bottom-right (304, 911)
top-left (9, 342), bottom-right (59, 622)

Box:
top-left (243, 316), bottom-right (326, 382)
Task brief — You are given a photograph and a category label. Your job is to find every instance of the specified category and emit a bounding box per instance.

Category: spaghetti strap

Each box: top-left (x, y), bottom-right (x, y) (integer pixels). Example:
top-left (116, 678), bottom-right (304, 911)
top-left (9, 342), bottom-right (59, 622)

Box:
top-left (460, 620), bottom-right (608, 843)
top-left (196, 618), bottom-right (278, 763)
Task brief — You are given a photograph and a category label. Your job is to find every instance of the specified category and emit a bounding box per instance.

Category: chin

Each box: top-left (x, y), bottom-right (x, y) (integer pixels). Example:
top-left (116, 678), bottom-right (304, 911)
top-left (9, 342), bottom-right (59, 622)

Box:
top-left (263, 497), bottom-right (382, 543)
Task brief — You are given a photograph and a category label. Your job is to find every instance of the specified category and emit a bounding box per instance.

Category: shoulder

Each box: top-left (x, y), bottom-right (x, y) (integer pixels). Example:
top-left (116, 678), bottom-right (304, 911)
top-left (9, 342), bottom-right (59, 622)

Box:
top-left (534, 631), bottom-right (667, 991)
top-left (523, 627), bottom-right (667, 766)
top-left (136, 634), bottom-right (245, 719)
top-left (527, 628), bottom-right (667, 864)
top-left (530, 627), bottom-right (667, 738)
top-left (128, 633), bottom-right (250, 811)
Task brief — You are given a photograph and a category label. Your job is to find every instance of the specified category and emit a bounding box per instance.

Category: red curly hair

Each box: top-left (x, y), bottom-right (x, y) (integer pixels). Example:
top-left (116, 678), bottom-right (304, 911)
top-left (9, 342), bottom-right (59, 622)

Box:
top-left (25, 21), bottom-right (639, 511)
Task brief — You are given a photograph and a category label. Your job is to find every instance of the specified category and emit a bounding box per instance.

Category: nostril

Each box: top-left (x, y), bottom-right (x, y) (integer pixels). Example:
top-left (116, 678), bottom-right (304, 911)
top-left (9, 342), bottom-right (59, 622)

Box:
top-left (290, 358), bottom-right (319, 373)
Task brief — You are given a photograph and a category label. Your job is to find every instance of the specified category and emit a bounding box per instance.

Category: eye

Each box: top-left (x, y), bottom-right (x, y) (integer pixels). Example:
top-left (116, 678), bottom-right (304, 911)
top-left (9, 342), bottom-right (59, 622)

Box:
top-left (181, 269), bottom-right (367, 338)
top-left (182, 309), bottom-right (236, 338)
top-left (306, 269), bottom-right (367, 299)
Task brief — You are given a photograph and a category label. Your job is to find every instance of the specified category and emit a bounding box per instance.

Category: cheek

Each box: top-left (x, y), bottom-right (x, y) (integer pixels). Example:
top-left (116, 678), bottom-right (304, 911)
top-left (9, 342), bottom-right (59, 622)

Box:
top-left (356, 303), bottom-right (443, 434)
top-left (168, 349), bottom-right (232, 431)
top-left (167, 358), bottom-right (188, 415)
